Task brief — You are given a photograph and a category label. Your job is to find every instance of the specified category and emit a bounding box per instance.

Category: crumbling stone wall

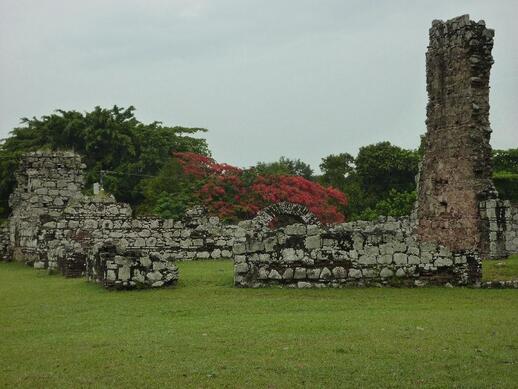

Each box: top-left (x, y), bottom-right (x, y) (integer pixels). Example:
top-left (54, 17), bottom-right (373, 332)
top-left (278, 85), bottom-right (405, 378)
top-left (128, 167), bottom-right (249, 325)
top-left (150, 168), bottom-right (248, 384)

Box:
top-left (88, 242), bottom-right (179, 289)
top-left (508, 207), bottom-right (518, 254)
top-left (8, 151), bottom-right (84, 265)
top-left (479, 199), bottom-right (518, 259)
top-left (6, 151), bottom-right (240, 287)
top-left (499, 203), bottom-right (518, 255)
top-left (234, 215), bottom-right (480, 288)
top-left (0, 222), bottom-right (9, 261)
top-left (233, 15), bottom-right (517, 289)
top-left (416, 15), bottom-right (496, 254)
top-left (44, 196), bottom-right (238, 277)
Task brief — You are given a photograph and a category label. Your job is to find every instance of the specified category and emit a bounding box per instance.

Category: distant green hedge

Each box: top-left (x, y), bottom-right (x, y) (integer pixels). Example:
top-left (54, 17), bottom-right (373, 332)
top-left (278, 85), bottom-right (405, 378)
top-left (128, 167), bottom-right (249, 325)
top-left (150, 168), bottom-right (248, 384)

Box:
top-left (493, 172), bottom-right (518, 202)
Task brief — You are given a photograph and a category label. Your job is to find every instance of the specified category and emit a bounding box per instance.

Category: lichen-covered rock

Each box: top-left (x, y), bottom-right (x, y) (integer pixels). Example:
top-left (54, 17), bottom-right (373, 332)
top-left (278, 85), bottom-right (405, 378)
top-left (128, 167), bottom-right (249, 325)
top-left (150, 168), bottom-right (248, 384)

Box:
top-left (87, 242), bottom-right (179, 290)
top-left (233, 215), bottom-right (481, 288)
top-left (0, 222), bottom-right (10, 261)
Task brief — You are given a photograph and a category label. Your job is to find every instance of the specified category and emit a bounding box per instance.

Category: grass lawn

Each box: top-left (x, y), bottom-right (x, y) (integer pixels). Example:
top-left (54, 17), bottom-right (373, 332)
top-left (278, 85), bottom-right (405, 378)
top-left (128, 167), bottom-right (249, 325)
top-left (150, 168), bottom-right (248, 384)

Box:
top-left (483, 254), bottom-right (518, 281)
top-left (1, 260), bottom-right (517, 388)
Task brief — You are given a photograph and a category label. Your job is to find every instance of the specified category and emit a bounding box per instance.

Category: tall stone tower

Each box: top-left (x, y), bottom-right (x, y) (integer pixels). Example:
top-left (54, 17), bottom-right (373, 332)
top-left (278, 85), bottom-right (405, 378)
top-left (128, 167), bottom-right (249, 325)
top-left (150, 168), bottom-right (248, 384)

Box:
top-left (416, 15), bottom-right (495, 253)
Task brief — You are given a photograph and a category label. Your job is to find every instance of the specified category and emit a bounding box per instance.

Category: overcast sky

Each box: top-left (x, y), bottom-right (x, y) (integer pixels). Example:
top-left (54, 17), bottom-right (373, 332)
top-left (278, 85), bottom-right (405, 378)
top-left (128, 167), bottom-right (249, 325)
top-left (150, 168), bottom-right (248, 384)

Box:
top-left (1, 0), bottom-right (516, 171)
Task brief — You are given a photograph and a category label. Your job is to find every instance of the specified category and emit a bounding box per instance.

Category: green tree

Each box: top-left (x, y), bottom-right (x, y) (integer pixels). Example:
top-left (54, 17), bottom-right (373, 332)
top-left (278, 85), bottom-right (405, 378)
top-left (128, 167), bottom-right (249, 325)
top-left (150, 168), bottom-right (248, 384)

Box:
top-left (254, 156), bottom-right (313, 179)
top-left (138, 159), bottom-right (201, 218)
top-left (319, 153), bottom-right (355, 188)
top-left (0, 106), bottom-right (209, 216)
top-left (356, 189), bottom-right (416, 221)
top-left (492, 148), bottom-right (518, 202)
top-left (493, 148), bottom-right (518, 173)
top-left (355, 142), bottom-right (419, 196)
top-left (320, 142), bottom-right (419, 220)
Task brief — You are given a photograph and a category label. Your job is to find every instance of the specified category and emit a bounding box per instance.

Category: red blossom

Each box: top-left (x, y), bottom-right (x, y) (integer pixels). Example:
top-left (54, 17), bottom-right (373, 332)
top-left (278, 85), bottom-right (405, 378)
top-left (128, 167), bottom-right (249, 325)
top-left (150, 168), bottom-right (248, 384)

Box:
top-left (172, 152), bottom-right (348, 223)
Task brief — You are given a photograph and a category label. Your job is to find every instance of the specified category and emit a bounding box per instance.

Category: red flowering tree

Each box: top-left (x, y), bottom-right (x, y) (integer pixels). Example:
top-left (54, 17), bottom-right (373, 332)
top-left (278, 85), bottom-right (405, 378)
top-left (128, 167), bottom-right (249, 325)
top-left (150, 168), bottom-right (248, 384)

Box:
top-left (161, 152), bottom-right (348, 224)
top-left (250, 175), bottom-right (348, 224)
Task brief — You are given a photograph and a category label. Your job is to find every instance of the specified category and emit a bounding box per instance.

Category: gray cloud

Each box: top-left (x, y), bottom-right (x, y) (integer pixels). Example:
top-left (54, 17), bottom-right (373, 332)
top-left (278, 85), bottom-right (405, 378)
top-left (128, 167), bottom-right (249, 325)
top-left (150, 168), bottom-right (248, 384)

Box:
top-left (1, 0), bottom-right (516, 171)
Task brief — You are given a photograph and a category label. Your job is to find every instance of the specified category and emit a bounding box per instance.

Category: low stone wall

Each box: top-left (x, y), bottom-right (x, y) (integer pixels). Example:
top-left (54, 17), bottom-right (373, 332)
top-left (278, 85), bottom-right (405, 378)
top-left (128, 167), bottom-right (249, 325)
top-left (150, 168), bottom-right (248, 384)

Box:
top-left (0, 222), bottom-right (9, 261)
top-left (34, 195), bottom-right (240, 278)
top-left (234, 217), bottom-right (480, 288)
top-left (505, 206), bottom-right (518, 255)
top-left (480, 199), bottom-right (518, 258)
top-left (87, 242), bottom-right (179, 289)
top-left (3, 151), bottom-right (242, 289)
top-left (479, 280), bottom-right (518, 289)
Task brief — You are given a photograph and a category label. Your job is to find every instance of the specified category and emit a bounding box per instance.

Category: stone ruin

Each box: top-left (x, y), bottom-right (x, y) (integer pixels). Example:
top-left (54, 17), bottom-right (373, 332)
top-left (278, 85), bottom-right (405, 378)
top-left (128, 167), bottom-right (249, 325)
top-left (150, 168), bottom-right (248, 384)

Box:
top-left (2, 150), bottom-right (244, 289)
top-left (88, 243), bottom-right (179, 290)
top-left (0, 222), bottom-right (9, 261)
top-left (417, 15), bottom-right (494, 254)
top-left (1, 15), bottom-right (517, 290)
top-left (233, 15), bottom-right (517, 288)
top-left (252, 202), bottom-right (321, 228)
top-left (234, 214), bottom-right (481, 288)
top-left (7, 151), bottom-right (85, 265)
top-left (415, 15), bottom-right (517, 260)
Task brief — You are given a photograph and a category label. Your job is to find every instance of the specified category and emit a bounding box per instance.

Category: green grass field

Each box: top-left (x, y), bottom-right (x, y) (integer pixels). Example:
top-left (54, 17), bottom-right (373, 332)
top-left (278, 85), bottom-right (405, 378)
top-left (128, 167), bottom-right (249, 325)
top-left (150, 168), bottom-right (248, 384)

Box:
top-left (483, 255), bottom-right (518, 281)
top-left (1, 259), bottom-right (517, 388)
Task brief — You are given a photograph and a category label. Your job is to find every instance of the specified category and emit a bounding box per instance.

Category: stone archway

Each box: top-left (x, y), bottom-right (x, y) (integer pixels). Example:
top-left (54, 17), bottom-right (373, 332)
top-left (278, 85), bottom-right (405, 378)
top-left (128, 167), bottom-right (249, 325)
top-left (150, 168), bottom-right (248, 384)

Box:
top-left (252, 202), bottom-right (321, 228)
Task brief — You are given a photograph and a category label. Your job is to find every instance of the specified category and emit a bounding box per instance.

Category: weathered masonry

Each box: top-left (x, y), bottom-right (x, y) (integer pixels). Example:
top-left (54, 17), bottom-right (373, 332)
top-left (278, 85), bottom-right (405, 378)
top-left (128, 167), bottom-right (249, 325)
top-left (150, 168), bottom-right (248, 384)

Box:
top-left (8, 152), bottom-right (85, 265)
top-left (88, 242), bottom-right (179, 289)
top-left (234, 209), bottom-right (480, 288)
top-left (5, 151), bottom-right (244, 289)
top-left (0, 223), bottom-right (9, 261)
top-left (416, 15), bottom-right (500, 255)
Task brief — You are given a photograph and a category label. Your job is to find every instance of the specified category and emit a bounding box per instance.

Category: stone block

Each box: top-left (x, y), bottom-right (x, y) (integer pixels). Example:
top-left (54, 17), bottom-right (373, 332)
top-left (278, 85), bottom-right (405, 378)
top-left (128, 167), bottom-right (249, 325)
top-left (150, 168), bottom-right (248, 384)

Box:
top-left (378, 254), bottom-right (393, 264)
top-left (235, 262), bottom-right (249, 274)
top-left (258, 267), bottom-right (269, 280)
top-left (358, 255), bottom-right (376, 265)
top-left (320, 267), bottom-right (332, 280)
top-left (394, 253), bottom-right (408, 265)
top-left (348, 268), bottom-right (362, 278)
top-left (305, 235), bottom-right (321, 250)
top-left (332, 266), bottom-right (346, 279)
top-left (307, 268), bottom-right (320, 280)
top-left (294, 267), bottom-right (306, 279)
top-left (285, 224), bottom-right (306, 236)
top-left (282, 268), bottom-right (294, 280)
top-left (380, 268), bottom-right (394, 278)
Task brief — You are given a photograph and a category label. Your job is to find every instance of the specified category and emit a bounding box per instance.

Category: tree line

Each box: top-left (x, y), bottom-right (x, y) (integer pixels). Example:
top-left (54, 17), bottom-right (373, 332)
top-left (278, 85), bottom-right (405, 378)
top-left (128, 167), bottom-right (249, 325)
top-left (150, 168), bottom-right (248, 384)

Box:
top-left (0, 106), bottom-right (516, 221)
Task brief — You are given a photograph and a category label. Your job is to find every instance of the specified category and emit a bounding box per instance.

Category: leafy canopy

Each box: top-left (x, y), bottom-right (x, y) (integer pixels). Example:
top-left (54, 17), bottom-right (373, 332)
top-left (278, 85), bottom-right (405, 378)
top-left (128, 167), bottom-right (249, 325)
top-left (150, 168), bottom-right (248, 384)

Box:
top-left (0, 106), bottom-right (209, 216)
top-left (318, 142), bottom-right (419, 220)
top-left (254, 156), bottom-right (314, 180)
top-left (492, 148), bottom-right (518, 202)
top-left (143, 152), bottom-right (348, 224)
